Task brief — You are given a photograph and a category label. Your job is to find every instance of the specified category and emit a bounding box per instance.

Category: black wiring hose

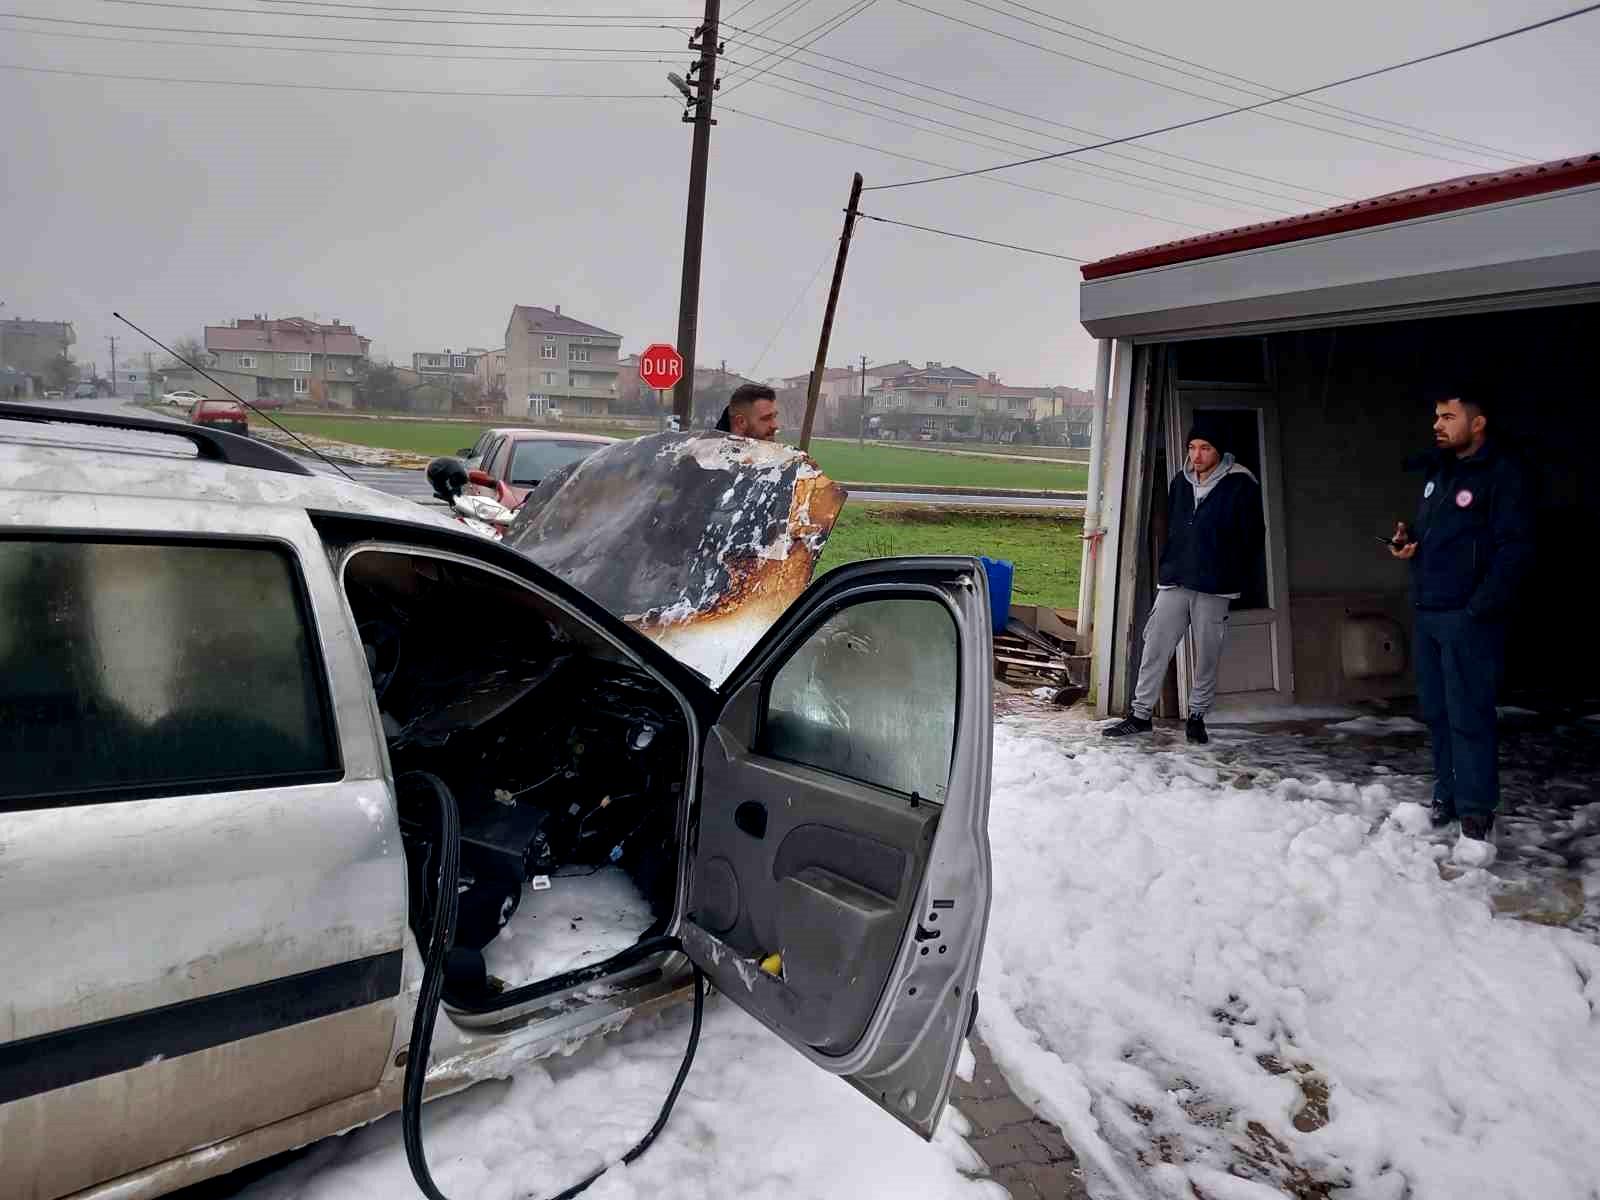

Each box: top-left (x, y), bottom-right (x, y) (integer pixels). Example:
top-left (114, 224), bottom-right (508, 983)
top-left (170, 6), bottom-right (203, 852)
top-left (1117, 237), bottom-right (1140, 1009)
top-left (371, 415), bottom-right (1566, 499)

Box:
top-left (397, 771), bottom-right (706, 1200)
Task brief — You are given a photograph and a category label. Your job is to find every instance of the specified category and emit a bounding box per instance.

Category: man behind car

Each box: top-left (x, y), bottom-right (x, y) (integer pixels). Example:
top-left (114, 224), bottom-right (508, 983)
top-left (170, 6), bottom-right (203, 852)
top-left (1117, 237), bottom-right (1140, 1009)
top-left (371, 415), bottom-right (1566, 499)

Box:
top-left (1390, 387), bottom-right (1533, 848)
top-left (1103, 418), bottom-right (1264, 745)
top-left (714, 383), bottom-right (781, 441)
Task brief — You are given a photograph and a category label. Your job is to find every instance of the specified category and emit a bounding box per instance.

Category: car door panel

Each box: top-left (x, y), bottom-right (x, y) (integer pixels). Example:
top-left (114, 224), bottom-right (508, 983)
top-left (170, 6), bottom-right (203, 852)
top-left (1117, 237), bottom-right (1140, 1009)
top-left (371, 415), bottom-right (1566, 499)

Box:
top-left (683, 559), bottom-right (993, 1138)
top-left (0, 503), bottom-right (408, 1200)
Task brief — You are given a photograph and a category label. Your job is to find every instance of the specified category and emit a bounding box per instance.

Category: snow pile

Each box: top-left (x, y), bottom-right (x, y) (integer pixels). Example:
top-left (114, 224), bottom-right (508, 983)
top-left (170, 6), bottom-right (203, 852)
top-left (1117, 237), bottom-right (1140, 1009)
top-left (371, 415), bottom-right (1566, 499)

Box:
top-left (977, 721), bottom-right (1600, 1200)
top-left (235, 1003), bottom-right (997, 1200)
top-left (483, 867), bottom-right (658, 992)
top-left (1327, 715), bottom-right (1428, 735)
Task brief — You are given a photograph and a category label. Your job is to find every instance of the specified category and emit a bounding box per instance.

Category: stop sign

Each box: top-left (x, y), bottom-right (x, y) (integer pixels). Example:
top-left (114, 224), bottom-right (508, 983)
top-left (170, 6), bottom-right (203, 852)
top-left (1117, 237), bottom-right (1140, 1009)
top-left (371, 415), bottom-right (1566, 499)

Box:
top-left (639, 343), bottom-right (684, 391)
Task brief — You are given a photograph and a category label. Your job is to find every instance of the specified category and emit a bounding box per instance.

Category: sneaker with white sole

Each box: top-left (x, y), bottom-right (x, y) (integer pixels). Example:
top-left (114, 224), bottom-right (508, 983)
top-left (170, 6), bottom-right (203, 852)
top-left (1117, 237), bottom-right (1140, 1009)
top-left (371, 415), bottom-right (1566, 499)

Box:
top-left (1102, 715), bottom-right (1153, 738)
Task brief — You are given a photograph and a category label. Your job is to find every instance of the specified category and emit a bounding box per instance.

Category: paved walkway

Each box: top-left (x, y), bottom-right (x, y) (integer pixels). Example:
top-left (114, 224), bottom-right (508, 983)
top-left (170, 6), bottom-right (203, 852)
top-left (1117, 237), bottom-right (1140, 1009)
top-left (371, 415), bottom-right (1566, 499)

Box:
top-left (951, 1035), bottom-right (1091, 1199)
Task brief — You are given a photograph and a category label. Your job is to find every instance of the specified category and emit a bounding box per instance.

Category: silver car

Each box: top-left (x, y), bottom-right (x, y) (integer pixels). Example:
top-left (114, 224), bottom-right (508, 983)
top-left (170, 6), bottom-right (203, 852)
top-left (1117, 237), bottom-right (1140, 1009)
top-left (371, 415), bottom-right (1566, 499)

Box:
top-left (0, 404), bottom-right (994, 1200)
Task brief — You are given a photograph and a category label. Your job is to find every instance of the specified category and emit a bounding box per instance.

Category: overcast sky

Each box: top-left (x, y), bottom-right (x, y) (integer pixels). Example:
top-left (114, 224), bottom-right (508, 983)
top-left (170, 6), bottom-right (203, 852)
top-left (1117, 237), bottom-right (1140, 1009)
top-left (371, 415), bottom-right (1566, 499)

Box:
top-left (4, 0), bottom-right (1597, 390)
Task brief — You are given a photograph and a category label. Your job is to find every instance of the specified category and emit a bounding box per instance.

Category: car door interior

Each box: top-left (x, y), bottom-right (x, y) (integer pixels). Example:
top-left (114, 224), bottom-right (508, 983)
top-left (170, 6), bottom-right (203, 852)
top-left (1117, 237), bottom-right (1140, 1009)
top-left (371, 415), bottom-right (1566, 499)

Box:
top-left (689, 593), bottom-right (962, 1055)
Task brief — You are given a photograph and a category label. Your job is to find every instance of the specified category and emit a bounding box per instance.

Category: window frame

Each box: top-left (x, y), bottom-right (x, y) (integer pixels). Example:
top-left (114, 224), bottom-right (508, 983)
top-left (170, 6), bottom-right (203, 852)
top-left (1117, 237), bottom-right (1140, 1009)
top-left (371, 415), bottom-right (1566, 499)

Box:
top-left (289, 353), bottom-right (312, 372)
top-left (293, 376), bottom-right (310, 396)
top-left (452, 355), bottom-right (466, 370)
top-left (0, 532), bottom-right (344, 812)
top-left (238, 353), bottom-right (256, 369)
top-left (568, 346), bottom-right (592, 363)
top-left (541, 340), bottom-right (558, 360)
top-left (753, 589), bottom-right (962, 804)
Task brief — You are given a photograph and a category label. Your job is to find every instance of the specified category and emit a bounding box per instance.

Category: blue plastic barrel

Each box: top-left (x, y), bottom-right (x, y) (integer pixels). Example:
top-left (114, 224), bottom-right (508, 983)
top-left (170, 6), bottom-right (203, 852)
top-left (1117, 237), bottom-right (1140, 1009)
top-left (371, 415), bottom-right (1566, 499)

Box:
top-left (979, 556), bottom-right (1013, 634)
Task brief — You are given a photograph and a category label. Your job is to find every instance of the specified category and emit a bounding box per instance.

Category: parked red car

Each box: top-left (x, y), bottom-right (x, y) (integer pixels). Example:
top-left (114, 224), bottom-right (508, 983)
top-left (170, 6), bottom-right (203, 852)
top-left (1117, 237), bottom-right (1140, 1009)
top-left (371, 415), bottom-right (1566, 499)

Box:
top-left (463, 428), bottom-right (616, 507)
top-left (188, 399), bottom-right (249, 437)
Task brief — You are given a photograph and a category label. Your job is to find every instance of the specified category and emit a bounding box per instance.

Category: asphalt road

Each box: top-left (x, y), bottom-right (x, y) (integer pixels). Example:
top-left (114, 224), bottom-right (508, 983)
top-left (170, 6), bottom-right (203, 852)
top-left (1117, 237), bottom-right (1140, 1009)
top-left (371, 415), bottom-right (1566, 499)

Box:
top-left (27, 398), bottom-right (1085, 511)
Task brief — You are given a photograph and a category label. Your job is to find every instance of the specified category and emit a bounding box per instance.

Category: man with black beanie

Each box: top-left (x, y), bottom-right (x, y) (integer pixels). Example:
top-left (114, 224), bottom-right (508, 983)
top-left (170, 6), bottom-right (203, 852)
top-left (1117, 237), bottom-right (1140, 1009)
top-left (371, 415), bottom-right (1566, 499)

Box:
top-left (1104, 418), bottom-right (1265, 744)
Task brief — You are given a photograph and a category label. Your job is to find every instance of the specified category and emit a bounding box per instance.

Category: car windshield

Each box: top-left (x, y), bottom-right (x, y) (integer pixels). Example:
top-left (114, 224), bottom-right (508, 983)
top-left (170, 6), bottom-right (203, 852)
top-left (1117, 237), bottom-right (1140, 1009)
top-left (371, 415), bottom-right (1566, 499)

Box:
top-left (508, 439), bottom-right (603, 485)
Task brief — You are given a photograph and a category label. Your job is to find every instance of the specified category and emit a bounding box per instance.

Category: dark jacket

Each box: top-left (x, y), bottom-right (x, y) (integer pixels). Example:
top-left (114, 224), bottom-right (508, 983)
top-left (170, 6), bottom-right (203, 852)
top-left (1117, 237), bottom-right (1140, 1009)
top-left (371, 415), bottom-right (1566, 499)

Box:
top-left (1409, 441), bottom-right (1534, 619)
top-left (1158, 463), bottom-right (1266, 597)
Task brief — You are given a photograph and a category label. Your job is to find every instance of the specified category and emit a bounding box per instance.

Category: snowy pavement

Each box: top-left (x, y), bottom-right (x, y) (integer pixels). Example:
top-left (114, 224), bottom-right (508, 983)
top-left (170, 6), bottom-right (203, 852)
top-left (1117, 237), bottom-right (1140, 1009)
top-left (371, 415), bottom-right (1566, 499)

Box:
top-left (222, 706), bottom-right (1600, 1200)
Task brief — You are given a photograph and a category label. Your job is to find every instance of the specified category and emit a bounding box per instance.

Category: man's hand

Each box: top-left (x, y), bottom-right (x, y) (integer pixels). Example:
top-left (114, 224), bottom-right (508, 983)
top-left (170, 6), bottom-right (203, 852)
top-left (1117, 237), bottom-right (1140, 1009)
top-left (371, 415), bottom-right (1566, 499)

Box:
top-left (1389, 521), bottom-right (1417, 560)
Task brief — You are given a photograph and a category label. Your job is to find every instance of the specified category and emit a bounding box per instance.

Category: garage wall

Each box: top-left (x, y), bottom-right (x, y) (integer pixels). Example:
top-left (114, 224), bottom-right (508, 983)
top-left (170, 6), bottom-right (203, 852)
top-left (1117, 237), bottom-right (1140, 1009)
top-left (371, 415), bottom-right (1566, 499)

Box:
top-left (1266, 302), bottom-right (1594, 703)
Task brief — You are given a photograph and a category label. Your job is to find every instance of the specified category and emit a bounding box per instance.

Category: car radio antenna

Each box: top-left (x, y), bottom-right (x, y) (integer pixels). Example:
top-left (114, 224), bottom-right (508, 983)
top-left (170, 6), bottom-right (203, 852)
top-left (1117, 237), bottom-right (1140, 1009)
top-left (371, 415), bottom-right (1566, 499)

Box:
top-left (113, 312), bottom-right (357, 482)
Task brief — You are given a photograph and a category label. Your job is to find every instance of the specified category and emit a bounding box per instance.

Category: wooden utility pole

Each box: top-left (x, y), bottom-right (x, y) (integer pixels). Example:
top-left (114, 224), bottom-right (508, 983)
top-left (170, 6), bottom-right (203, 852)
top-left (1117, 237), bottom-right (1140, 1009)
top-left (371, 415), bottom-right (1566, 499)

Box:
top-left (671, 0), bottom-right (722, 430)
top-left (799, 172), bottom-right (863, 451)
top-left (106, 335), bottom-right (117, 394)
top-left (857, 352), bottom-right (868, 446)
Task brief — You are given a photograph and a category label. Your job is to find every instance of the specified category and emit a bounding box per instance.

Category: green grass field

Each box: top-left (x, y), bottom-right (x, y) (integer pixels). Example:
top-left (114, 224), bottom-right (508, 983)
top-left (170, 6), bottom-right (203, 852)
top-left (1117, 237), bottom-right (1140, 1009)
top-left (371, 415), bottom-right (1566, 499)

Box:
top-left (257, 413), bottom-right (1087, 490)
top-left (818, 506), bottom-right (1082, 609)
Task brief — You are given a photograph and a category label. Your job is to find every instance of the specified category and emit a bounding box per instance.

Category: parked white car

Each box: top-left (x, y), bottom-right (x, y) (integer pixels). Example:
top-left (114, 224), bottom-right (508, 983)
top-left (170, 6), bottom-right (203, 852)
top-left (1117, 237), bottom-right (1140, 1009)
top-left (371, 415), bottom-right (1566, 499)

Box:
top-left (161, 388), bottom-right (205, 406)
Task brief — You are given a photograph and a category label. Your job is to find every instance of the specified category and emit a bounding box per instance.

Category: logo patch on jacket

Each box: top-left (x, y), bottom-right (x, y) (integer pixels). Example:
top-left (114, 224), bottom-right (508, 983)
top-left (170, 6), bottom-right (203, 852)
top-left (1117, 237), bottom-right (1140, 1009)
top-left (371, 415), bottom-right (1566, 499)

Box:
top-left (1424, 481), bottom-right (1435, 498)
top-left (1455, 489), bottom-right (1474, 508)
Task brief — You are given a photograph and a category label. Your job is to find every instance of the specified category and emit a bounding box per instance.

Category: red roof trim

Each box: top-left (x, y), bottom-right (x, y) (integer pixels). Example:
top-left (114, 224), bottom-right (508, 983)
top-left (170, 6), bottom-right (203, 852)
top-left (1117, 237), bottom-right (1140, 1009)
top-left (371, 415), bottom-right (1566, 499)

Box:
top-left (1081, 152), bottom-right (1600, 281)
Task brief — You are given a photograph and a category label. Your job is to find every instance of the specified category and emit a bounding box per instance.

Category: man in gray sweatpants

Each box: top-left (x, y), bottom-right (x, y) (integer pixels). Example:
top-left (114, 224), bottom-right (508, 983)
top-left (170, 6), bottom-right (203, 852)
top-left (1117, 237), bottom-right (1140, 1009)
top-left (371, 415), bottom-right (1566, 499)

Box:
top-left (1104, 419), bottom-right (1265, 744)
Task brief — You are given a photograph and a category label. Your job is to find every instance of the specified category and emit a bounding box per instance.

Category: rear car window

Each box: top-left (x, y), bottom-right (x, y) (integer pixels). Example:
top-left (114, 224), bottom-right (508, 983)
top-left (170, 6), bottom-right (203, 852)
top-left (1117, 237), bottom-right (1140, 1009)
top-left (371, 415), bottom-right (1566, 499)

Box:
top-left (508, 439), bottom-right (604, 485)
top-left (0, 540), bottom-right (340, 808)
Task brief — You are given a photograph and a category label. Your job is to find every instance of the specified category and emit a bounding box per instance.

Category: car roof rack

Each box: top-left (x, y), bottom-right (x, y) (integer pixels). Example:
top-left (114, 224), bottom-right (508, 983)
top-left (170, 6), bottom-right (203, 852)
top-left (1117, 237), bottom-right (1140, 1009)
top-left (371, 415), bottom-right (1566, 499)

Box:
top-left (0, 402), bottom-right (315, 477)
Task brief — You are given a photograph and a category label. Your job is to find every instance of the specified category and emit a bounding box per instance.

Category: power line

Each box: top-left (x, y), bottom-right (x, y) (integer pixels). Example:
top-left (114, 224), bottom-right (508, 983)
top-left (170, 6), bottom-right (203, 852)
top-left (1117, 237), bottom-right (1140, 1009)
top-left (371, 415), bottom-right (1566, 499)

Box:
top-left (728, 54), bottom-right (1337, 206)
top-left (723, 0), bottom-right (878, 94)
top-left (740, 68), bottom-right (1296, 216)
top-left (722, 104), bottom-right (1211, 229)
top-left (720, 21), bottom-right (1351, 201)
top-left (866, 0), bottom-right (1600, 191)
top-left (896, 0), bottom-right (1509, 170)
top-left (256, 0), bottom-right (696, 17)
top-left (748, 247), bottom-right (833, 377)
top-left (4, 23), bottom-right (680, 65)
top-left (94, 0), bottom-right (691, 29)
top-left (1, 61), bottom-right (674, 96)
top-left (858, 212), bottom-right (1086, 261)
top-left (959, 0), bottom-right (1533, 165)
top-left (0, 12), bottom-right (679, 53)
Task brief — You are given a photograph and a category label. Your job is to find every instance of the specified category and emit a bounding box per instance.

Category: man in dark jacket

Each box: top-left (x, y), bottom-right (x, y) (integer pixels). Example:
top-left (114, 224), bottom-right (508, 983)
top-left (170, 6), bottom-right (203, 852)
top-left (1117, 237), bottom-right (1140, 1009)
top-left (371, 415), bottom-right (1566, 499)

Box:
top-left (1390, 388), bottom-right (1533, 849)
top-left (1105, 418), bottom-right (1265, 744)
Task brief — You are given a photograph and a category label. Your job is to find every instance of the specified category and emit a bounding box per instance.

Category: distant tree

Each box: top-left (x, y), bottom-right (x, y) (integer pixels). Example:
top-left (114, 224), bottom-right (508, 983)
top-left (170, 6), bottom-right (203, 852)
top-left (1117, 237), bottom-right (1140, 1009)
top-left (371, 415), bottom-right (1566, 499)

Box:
top-left (356, 362), bottom-right (404, 411)
top-left (168, 336), bottom-right (208, 368)
top-left (43, 354), bottom-right (79, 391)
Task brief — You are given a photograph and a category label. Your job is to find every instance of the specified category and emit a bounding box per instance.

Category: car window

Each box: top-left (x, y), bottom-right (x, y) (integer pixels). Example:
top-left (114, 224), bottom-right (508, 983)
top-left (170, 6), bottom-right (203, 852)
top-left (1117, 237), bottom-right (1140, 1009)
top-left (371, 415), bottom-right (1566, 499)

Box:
top-left (468, 431), bottom-right (493, 461)
top-left (0, 539), bottom-right (340, 809)
top-left (757, 597), bottom-right (957, 801)
top-left (508, 439), bottom-right (604, 485)
top-left (481, 435), bottom-right (508, 476)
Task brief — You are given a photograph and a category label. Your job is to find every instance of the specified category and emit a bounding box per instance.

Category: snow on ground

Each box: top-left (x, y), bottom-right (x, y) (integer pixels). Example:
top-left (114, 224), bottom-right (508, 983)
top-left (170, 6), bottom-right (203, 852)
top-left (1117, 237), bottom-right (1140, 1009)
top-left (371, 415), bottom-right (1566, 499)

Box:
top-left (235, 1001), bottom-right (998, 1200)
top-left (1326, 715), bottom-right (1429, 735)
top-left (977, 715), bottom-right (1600, 1200)
top-left (483, 867), bottom-right (657, 991)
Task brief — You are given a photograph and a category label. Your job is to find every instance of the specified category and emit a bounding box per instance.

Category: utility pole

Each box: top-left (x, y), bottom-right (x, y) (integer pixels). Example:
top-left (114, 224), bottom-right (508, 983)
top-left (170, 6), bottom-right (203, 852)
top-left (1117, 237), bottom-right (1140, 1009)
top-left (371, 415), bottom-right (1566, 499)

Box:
top-left (107, 335), bottom-right (117, 394)
top-left (671, 0), bottom-right (722, 430)
top-left (857, 352), bottom-right (868, 447)
top-left (799, 173), bottom-right (864, 451)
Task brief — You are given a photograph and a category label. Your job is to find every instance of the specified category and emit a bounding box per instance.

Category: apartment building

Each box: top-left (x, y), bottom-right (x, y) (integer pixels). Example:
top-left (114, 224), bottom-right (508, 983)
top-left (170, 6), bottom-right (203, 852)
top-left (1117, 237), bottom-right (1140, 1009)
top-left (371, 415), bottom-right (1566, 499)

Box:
top-left (503, 304), bottom-right (622, 419)
top-left (203, 315), bottom-right (370, 408)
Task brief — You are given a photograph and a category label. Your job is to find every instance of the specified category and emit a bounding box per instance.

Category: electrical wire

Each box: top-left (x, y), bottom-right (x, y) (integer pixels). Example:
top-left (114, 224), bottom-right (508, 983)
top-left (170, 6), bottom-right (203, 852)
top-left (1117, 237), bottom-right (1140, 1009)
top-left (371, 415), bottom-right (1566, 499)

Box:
top-left (742, 71), bottom-right (1295, 217)
top-left (2, 23), bottom-right (681, 64)
top-left (255, 0), bottom-right (696, 18)
top-left (2, 61), bottom-right (673, 96)
top-left (722, 104), bottom-right (1211, 229)
top-left (94, 0), bottom-right (691, 29)
top-left (976, 0), bottom-right (1535, 164)
top-left (723, 0), bottom-right (883, 95)
top-left (896, 0), bottom-right (1518, 170)
top-left (727, 58), bottom-right (1332, 207)
top-left (0, 11), bottom-right (681, 53)
top-left (866, 0), bottom-right (1600, 191)
top-left (858, 211), bottom-right (1086, 261)
top-left (956, 0), bottom-right (1533, 165)
top-left (747, 247), bottom-right (833, 378)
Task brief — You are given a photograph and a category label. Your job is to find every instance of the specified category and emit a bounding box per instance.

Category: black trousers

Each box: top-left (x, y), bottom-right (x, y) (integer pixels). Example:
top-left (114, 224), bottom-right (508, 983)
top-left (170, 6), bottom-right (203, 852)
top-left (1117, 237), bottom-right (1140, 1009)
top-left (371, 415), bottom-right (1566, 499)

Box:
top-left (1413, 609), bottom-right (1505, 820)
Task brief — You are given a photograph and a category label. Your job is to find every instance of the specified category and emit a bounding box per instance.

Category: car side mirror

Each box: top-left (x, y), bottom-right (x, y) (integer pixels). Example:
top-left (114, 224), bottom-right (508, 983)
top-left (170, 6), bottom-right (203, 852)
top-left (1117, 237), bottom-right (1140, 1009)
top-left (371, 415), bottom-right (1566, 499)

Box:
top-left (426, 455), bottom-right (468, 502)
top-left (466, 468), bottom-right (497, 488)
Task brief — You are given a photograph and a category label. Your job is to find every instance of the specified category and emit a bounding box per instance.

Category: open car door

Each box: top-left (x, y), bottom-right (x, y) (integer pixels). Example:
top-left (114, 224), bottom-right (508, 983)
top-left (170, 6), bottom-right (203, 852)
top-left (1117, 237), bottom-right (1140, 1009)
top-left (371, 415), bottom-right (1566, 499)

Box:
top-left (679, 557), bottom-right (993, 1138)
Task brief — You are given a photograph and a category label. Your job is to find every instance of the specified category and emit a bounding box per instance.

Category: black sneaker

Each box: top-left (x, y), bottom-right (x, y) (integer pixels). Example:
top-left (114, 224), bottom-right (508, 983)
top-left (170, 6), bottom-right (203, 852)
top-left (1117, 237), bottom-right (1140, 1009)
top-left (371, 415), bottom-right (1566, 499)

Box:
top-left (1429, 798), bottom-right (1458, 828)
top-left (1460, 814), bottom-right (1496, 841)
top-left (1102, 715), bottom-right (1153, 738)
top-left (1186, 715), bottom-right (1208, 745)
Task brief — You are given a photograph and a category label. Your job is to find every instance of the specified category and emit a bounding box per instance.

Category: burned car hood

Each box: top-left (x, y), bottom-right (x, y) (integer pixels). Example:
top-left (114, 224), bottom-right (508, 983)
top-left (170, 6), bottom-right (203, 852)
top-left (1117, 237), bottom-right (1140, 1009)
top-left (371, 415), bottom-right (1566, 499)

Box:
top-left (503, 432), bottom-right (847, 684)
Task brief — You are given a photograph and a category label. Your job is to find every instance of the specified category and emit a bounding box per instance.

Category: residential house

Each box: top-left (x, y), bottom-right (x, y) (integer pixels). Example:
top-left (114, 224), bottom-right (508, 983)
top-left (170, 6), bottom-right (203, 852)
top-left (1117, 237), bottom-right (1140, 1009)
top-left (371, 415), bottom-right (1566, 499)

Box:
top-left (412, 347), bottom-right (481, 380)
top-left (473, 348), bottom-right (507, 409)
top-left (865, 362), bottom-right (989, 438)
top-left (503, 304), bottom-right (623, 419)
top-left (1, 318), bottom-right (75, 381)
top-left (203, 315), bottom-right (371, 408)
